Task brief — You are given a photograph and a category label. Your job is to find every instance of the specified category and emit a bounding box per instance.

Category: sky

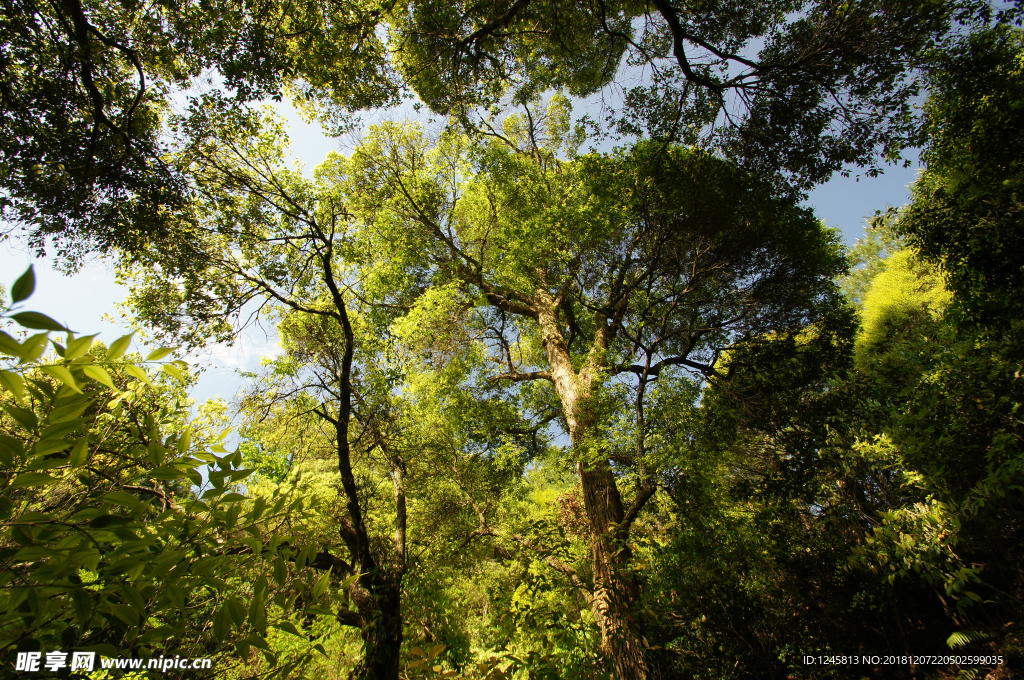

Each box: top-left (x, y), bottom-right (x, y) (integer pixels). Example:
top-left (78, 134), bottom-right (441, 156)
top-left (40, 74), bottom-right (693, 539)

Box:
top-left (0, 99), bottom-right (922, 415)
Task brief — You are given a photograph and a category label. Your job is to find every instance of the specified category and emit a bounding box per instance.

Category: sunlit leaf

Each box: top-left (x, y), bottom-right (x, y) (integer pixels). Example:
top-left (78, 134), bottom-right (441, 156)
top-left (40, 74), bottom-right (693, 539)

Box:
top-left (2, 403), bottom-right (37, 430)
top-left (11, 471), bottom-right (59, 488)
top-left (146, 347), bottom-right (175, 361)
top-left (39, 365), bottom-right (82, 393)
top-left (82, 364), bottom-right (117, 390)
top-left (161, 362), bottom-right (186, 384)
top-left (0, 331), bottom-right (24, 358)
top-left (69, 438), bottom-right (89, 467)
top-left (106, 333), bottom-right (134, 361)
top-left (64, 334), bottom-right (97, 361)
top-left (0, 369), bottom-right (25, 402)
top-left (123, 364), bottom-right (153, 386)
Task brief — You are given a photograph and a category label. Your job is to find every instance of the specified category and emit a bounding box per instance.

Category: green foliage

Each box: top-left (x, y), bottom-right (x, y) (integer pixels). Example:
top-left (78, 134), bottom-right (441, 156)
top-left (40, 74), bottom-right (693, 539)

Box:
top-left (0, 0), bottom-right (400, 265)
top-left (8, 5), bottom-right (1024, 676)
top-left (0, 270), bottom-right (328, 676)
top-left (899, 27), bottom-right (1024, 331)
top-left (855, 249), bottom-right (951, 370)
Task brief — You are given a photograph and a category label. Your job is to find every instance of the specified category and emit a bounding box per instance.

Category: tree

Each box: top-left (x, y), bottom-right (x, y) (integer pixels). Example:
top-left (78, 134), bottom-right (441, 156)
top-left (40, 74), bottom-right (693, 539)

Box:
top-left (897, 27), bottom-right (1024, 333)
top-left (0, 268), bottom-right (314, 677)
top-left (0, 0), bottom-right (399, 265)
top-left (4, 0), bottom-right (1003, 272)
top-left (114, 104), bottom-right (539, 679)
top-left (653, 215), bottom-right (1024, 677)
top-left (318, 104), bottom-right (848, 678)
top-left (390, 0), bottom-right (976, 191)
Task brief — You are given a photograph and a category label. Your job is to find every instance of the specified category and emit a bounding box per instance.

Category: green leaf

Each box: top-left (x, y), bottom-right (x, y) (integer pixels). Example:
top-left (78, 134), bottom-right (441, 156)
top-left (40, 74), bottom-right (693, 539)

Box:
top-left (71, 589), bottom-right (92, 625)
top-left (248, 589), bottom-right (267, 630)
top-left (296, 545), bottom-right (314, 569)
top-left (166, 583), bottom-right (185, 613)
top-left (49, 398), bottom-right (91, 424)
top-left (2, 403), bottom-right (38, 431)
top-left (39, 365), bottom-right (82, 393)
top-left (148, 465), bottom-right (188, 480)
top-left (273, 557), bottom-right (287, 587)
top-left (102, 491), bottom-right (144, 509)
top-left (40, 418), bottom-right (81, 439)
top-left (64, 334), bottom-right (97, 361)
top-left (20, 333), bottom-right (49, 362)
top-left (0, 331), bottom-right (24, 358)
top-left (313, 568), bottom-right (331, 599)
top-left (11, 471), bottom-right (58, 488)
top-left (146, 347), bottom-right (175, 361)
top-left (82, 365), bottom-right (116, 390)
top-left (272, 621), bottom-right (303, 638)
top-left (177, 426), bottom-right (191, 453)
top-left (0, 369), bottom-right (26, 402)
top-left (10, 266), bottom-right (35, 304)
top-left (12, 546), bottom-right (62, 561)
top-left (105, 601), bottom-right (140, 626)
top-left (212, 605), bottom-right (231, 642)
top-left (161, 362), bottom-right (187, 384)
top-left (106, 333), bottom-right (134, 360)
top-left (6, 587), bottom-right (29, 614)
top-left (947, 629), bottom-right (989, 649)
top-left (0, 434), bottom-right (25, 460)
top-left (241, 634), bottom-right (271, 651)
top-left (31, 436), bottom-right (73, 457)
top-left (69, 438), bottom-right (89, 467)
top-left (123, 364), bottom-right (153, 386)
top-left (119, 584), bottom-right (146, 616)
top-left (225, 596), bottom-right (247, 627)
top-left (88, 514), bottom-right (131, 528)
top-left (10, 311), bottom-right (68, 331)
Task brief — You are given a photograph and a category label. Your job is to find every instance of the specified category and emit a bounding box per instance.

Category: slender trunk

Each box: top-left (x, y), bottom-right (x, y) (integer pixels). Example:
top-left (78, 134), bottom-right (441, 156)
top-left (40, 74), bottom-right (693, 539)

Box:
top-left (536, 300), bottom-right (650, 680)
top-left (321, 259), bottom-right (406, 680)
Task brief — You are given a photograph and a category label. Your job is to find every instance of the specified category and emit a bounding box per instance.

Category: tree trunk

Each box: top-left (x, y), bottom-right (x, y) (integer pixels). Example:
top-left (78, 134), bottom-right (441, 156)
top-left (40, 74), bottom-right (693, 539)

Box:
top-left (537, 299), bottom-right (650, 680)
top-left (354, 580), bottom-right (404, 680)
top-left (577, 444), bottom-right (650, 680)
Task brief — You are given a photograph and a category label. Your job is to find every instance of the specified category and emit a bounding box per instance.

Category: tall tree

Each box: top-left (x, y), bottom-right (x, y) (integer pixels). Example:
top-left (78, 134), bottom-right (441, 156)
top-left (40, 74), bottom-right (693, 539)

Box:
top-left (320, 103), bottom-right (848, 678)
top-left (117, 105), bottom-right (545, 679)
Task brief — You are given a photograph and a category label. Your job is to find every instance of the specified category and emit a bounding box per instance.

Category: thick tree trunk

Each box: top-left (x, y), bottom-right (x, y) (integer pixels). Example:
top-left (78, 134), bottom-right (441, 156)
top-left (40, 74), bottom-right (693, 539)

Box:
top-left (536, 298), bottom-right (650, 680)
top-left (577, 443), bottom-right (650, 680)
top-left (354, 581), bottom-right (403, 680)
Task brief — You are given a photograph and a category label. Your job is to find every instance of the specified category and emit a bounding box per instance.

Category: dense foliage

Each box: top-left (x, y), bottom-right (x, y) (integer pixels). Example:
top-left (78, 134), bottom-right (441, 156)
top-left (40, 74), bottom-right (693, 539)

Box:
top-left (2, 1), bottom-right (1023, 679)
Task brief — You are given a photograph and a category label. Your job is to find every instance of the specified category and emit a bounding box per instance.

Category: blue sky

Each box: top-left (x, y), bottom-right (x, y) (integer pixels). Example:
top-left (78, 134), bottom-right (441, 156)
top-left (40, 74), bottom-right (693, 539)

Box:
top-left (1, 99), bottom-right (921, 413)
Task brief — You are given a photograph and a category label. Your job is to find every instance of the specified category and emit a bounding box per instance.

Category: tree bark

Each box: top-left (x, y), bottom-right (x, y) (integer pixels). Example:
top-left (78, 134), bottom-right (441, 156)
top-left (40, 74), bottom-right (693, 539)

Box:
top-left (322, 252), bottom-right (406, 680)
top-left (353, 580), bottom-right (404, 680)
top-left (536, 297), bottom-right (650, 680)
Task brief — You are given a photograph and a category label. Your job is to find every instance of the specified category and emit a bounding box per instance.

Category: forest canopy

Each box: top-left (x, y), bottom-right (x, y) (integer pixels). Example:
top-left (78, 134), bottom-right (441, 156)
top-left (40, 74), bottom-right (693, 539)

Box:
top-left (2, 1), bottom-right (1024, 679)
